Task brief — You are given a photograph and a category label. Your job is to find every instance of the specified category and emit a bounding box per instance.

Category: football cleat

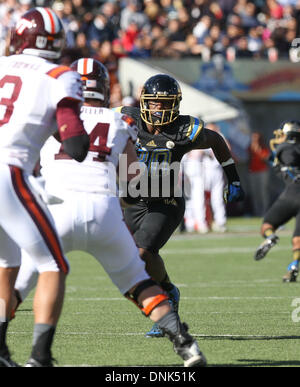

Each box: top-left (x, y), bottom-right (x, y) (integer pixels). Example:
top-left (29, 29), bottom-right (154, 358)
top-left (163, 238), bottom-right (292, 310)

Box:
top-left (282, 261), bottom-right (299, 283)
top-left (169, 323), bottom-right (207, 367)
top-left (145, 285), bottom-right (180, 338)
top-left (145, 322), bottom-right (164, 338)
top-left (254, 234), bottom-right (279, 261)
top-left (25, 357), bottom-right (55, 367)
top-left (0, 350), bottom-right (19, 367)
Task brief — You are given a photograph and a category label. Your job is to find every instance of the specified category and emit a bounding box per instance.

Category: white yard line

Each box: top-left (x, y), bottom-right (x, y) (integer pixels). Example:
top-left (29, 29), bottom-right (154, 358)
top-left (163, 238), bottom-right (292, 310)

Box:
top-left (8, 331), bottom-right (294, 339)
top-left (23, 295), bottom-right (299, 302)
top-left (161, 245), bottom-right (289, 255)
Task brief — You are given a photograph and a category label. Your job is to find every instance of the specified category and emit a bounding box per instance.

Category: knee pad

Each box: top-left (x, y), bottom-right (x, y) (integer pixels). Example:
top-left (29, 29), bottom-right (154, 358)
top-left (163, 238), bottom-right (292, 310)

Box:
top-left (125, 278), bottom-right (169, 316)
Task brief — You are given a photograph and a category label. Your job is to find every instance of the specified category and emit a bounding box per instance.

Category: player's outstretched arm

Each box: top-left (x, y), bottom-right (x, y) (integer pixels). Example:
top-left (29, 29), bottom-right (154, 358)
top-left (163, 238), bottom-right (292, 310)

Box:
top-left (200, 128), bottom-right (244, 202)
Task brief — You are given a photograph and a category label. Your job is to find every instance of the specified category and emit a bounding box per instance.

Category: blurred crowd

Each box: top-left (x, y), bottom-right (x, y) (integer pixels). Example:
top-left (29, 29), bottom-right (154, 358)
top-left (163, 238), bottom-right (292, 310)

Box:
top-left (0, 0), bottom-right (287, 217)
top-left (2, 0), bottom-right (300, 63)
top-left (1, 0), bottom-right (300, 105)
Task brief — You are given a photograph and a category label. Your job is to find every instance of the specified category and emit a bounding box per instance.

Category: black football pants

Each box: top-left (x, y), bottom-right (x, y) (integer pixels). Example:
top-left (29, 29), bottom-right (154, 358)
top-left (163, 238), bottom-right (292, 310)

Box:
top-left (124, 197), bottom-right (185, 253)
top-left (263, 181), bottom-right (300, 237)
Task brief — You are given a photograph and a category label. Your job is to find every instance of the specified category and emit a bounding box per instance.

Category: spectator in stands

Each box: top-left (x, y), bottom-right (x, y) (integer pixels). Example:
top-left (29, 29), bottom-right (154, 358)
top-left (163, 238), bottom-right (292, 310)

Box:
top-left (265, 0), bottom-right (284, 19)
top-left (177, 6), bottom-right (193, 37)
top-left (226, 20), bottom-right (245, 48)
top-left (120, 20), bottom-right (140, 53)
top-left (184, 33), bottom-right (203, 57)
top-left (159, 0), bottom-right (178, 19)
top-left (248, 132), bottom-right (270, 217)
top-left (120, 0), bottom-right (150, 31)
top-left (193, 15), bottom-right (212, 44)
top-left (218, 0), bottom-right (238, 17)
top-left (0, 6), bottom-right (14, 56)
top-left (235, 36), bottom-right (254, 58)
top-left (100, 0), bottom-right (121, 36)
top-left (247, 25), bottom-right (264, 55)
top-left (129, 29), bottom-right (152, 58)
top-left (143, 0), bottom-right (161, 23)
top-left (74, 31), bottom-right (92, 58)
top-left (1, 0), bottom-right (299, 65)
top-left (166, 16), bottom-right (186, 42)
top-left (239, 1), bottom-right (259, 29)
top-left (85, 12), bottom-right (116, 45)
top-left (52, 0), bottom-right (79, 47)
top-left (93, 39), bottom-right (119, 89)
top-left (208, 1), bottom-right (224, 22)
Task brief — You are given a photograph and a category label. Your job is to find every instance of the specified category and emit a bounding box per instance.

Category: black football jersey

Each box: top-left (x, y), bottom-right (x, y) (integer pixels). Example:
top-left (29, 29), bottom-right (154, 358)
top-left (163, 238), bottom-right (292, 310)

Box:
top-left (116, 106), bottom-right (205, 199)
top-left (275, 141), bottom-right (300, 183)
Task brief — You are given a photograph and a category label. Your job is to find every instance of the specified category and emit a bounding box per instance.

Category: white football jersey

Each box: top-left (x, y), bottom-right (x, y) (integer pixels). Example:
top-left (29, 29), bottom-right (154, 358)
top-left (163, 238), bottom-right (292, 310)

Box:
top-left (40, 106), bottom-right (138, 196)
top-left (0, 53), bottom-right (83, 173)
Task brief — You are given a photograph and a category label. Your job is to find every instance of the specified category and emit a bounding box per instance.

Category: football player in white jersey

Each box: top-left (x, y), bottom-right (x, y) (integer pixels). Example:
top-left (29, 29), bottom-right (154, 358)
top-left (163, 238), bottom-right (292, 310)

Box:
top-left (0, 8), bottom-right (89, 367)
top-left (13, 57), bottom-right (207, 367)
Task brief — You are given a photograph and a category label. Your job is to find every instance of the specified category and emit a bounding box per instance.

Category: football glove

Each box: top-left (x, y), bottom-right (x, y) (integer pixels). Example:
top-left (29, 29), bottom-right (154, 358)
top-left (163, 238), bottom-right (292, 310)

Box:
top-left (224, 181), bottom-right (244, 203)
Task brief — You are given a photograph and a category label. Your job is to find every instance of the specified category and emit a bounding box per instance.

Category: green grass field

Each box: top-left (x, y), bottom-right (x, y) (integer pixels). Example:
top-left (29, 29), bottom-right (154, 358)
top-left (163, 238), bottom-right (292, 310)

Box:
top-left (7, 217), bottom-right (300, 367)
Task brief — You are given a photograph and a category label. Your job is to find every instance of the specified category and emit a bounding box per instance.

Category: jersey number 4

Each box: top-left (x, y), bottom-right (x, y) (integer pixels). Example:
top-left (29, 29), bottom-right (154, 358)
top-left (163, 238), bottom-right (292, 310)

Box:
top-left (0, 75), bottom-right (22, 126)
top-left (89, 123), bottom-right (111, 162)
top-left (55, 122), bottom-right (112, 161)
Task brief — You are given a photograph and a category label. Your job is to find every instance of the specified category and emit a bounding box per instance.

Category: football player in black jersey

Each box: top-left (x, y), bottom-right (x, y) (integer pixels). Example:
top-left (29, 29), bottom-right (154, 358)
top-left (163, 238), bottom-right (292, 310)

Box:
top-left (254, 120), bottom-right (300, 282)
top-left (116, 74), bottom-right (244, 337)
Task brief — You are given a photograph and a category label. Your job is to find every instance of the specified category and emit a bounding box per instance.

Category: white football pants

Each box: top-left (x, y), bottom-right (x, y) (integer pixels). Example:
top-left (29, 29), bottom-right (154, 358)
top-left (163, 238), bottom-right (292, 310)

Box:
top-left (0, 164), bottom-right (68, 273)
top-left (15, 191), bottom-right (149, 299)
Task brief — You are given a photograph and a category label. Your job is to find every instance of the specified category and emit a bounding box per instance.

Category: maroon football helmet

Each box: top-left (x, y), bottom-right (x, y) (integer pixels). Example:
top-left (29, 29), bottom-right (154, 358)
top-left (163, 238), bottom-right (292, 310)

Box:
top-left (70, 58), bottom-right (110, 106)
top-left (10, 7), bottom-right (65, 60)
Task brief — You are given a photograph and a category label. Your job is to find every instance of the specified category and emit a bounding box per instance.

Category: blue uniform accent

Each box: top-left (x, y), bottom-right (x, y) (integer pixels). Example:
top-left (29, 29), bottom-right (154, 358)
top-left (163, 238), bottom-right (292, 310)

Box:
top-left (287, 259), bottom-right (299, 271)
top-left (188, 117), bottom-right (200, 141)
top-left (225, 183), bottom-right (244, 203)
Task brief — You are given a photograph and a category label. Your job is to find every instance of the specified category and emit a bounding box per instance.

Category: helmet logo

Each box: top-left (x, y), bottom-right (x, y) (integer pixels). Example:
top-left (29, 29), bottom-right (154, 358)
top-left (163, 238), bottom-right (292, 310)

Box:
top-left (36, 36), bottom-right (47, 48)
top-left (16, 18), bottom-right (35, 35)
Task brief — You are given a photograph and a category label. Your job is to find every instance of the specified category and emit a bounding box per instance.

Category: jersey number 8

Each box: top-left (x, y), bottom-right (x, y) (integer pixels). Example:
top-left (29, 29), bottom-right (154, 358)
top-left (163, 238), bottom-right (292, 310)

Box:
top-left (0, 75), bottom-right (22, 126)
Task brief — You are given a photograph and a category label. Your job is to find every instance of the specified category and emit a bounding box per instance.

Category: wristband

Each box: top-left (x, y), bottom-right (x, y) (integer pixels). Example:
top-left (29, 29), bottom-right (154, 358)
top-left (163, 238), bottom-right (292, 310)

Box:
top-left (221, 158), bottom-right (234, 167)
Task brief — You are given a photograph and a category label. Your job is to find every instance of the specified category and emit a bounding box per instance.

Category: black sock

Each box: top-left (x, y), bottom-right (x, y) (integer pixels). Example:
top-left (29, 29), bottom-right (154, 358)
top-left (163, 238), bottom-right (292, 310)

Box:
top-left (156, 311), bottom-right (180, 336)
top-left (31, 324), bottom-right (56, 364)
top-left (0, 321), bottom-right (9, 355)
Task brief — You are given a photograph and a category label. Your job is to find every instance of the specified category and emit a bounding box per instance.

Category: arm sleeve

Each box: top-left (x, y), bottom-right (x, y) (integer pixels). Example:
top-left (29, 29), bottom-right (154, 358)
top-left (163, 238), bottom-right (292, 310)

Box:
top-left (197, 128), bottom-right (240, 183)
top-left (196, 128), bottom-right (232, 163)
top-left (56, 98), bottom-right (89, 162)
